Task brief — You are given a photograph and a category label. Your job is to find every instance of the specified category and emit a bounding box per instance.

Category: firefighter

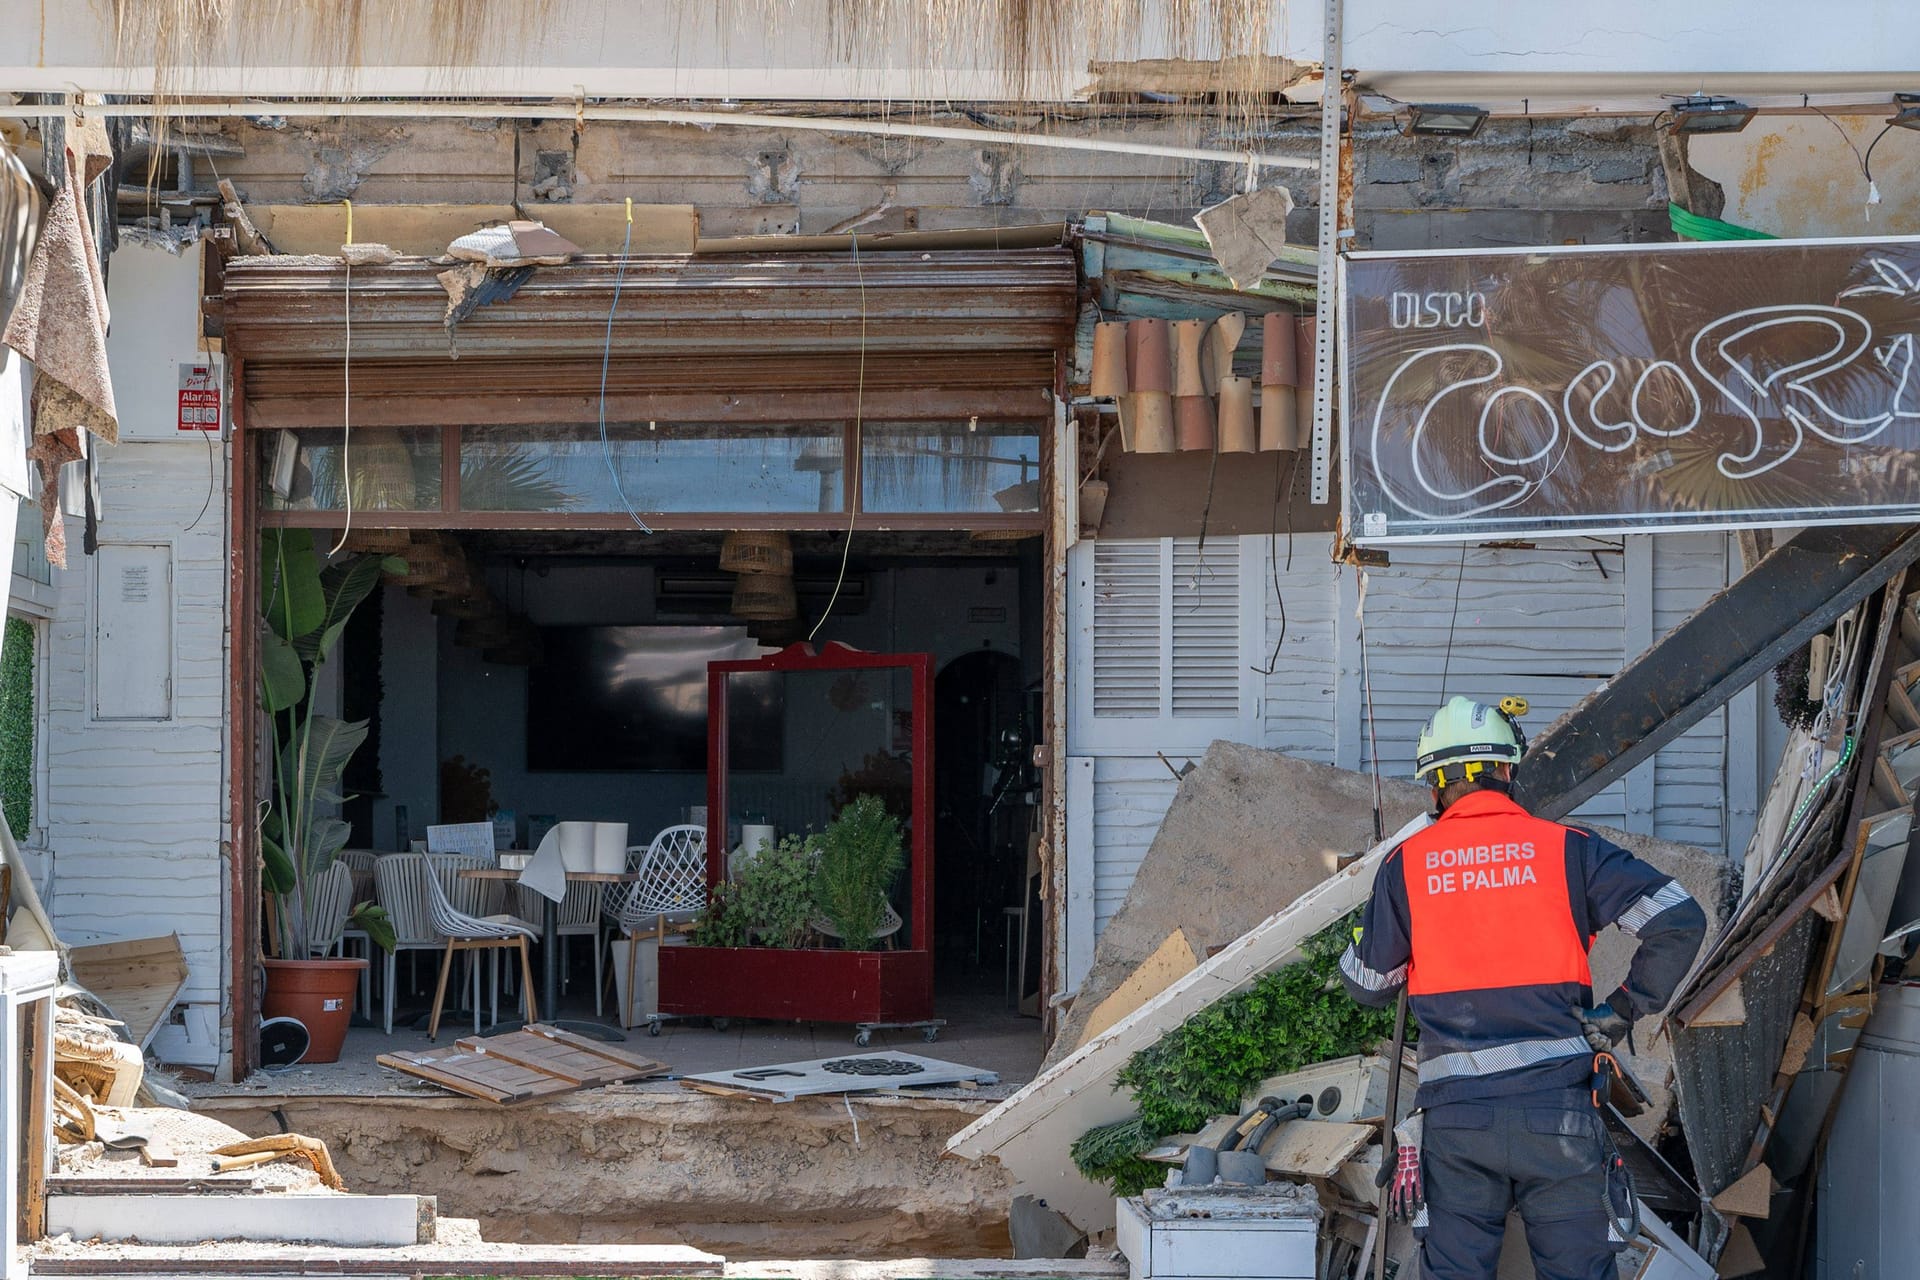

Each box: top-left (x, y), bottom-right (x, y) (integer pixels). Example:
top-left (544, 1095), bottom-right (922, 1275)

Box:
top-left (1340, 695), bottom-right (1707, 1280)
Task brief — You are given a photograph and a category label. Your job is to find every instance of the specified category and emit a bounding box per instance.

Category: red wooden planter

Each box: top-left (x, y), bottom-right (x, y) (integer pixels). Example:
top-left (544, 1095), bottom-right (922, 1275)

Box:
top-left (657, 944), bottom-right (933, 1023)
top-left (659, 641), bottom-right (937, 1029)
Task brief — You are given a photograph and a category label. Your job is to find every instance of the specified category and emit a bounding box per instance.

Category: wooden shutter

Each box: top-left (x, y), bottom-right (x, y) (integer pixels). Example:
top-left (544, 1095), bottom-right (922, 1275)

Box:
top-left (1072, 537), bottom-right (1261, 753)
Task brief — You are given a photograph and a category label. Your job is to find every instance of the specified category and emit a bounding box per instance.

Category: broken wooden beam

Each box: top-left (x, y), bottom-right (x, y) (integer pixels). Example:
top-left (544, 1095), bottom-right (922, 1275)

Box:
top-left (1517, 523), bottom-right (1920, 821)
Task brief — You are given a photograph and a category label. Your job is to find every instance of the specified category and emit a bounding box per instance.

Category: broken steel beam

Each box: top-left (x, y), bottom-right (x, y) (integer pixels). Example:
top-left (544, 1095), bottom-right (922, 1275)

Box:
top-left (1516, 523), bottom-right (1920, 822)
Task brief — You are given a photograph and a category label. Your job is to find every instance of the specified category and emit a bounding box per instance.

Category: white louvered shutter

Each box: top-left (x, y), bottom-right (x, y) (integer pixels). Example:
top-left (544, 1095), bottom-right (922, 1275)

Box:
top-left (1071, 537), bottom-right (1262, 753)
top-left (1091, 540), bottom-right (1163, 718)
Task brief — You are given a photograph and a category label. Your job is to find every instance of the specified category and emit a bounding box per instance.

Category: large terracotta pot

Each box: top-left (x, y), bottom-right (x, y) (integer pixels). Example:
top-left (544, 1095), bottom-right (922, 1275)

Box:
top-left (261, 957), bottom-right (367, 1064)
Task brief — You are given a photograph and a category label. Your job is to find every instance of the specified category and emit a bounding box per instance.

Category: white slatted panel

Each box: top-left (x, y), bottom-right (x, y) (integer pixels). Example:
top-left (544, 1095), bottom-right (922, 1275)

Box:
top-left (1170, 541), bottom-right (1239, 718)
top-left (1357, 541), bottom-right (1630, 827)
top-left (1091, 756), bottom-right (1181, 936)
top-left (1260, 532), bottom-right (1340, 762)
top-left (1090, 540), bottom-right (1162, 719)
top-left (45, 441), bottom-right (229, 1068)
top-left (1652, 533), bottom-right (1734, 851)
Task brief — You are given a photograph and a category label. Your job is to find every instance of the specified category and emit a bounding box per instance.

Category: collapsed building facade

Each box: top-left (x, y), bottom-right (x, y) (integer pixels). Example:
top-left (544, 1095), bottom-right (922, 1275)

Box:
top-left (0, 2), bottom-right (1915, 1275)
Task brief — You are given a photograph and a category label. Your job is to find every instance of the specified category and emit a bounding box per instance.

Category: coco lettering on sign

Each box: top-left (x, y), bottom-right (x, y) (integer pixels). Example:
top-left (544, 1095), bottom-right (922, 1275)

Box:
top-left (1341, 238), bottom-right (1920, 542)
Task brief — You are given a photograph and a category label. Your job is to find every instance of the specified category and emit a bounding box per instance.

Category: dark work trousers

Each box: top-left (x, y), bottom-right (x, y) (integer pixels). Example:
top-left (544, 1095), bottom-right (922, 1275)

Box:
top-left (1416, 1086), bottom-right (1617, 1280)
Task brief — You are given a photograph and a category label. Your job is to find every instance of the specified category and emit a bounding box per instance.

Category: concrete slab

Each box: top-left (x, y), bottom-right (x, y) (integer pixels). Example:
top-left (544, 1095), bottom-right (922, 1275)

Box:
top-left (1050, 743), bottom-right (1429, 1061)
top-left (46, 1192), bottom-right (429, 1247)
top-left (31, 1239), bottom-right (722, 1276)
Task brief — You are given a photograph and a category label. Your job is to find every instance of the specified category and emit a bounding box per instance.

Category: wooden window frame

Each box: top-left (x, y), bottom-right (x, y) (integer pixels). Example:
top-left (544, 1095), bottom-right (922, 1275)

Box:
top-left (253, 419), bottom-right (1050, 534)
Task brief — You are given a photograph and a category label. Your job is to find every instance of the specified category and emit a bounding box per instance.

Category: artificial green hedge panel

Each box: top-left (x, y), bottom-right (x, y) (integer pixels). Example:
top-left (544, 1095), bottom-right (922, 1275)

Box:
top-left (0, 618), bottom-right (31, 840)
top-left (1072, 912), bottom-right (1407, 1194)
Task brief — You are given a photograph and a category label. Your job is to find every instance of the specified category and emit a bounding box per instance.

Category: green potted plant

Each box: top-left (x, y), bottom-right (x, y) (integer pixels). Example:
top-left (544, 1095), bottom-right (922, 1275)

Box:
top-left (690, 833), bottom-right (817, 949)
top-left (258, 529), bottom-right (398, 1063)
top-left (812, 795), bottom-right (905, 950)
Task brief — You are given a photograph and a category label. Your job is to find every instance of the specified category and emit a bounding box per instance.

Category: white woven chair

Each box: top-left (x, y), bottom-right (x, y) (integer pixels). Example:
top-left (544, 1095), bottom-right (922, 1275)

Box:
top-left (339, 850), bottom-right (377, 909)
top-left (515, 880), bottom-right (604, 1015)
top-left (812, 900), bottom-right (905, 948)
top-left (610, 825), bottom-right (708, 1025)
top-left (424, 854), bottom-right (538, 1040)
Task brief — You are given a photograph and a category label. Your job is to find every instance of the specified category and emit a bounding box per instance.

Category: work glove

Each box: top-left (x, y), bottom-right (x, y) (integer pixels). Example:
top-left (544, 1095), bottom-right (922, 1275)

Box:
top-left (1575, 994), bottom-right (1634, 1052)
top-left (1385, 1113), bottom-right (1424, 1223)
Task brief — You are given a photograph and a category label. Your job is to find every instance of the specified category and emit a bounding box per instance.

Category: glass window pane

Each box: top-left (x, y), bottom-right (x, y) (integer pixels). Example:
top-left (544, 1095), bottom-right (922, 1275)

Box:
top-left (259, 428), bottom-right (441, 511)
top-left (861, 421), bottom-right (1043, 513)
top-left (461, 424), bottom-right (845, 514)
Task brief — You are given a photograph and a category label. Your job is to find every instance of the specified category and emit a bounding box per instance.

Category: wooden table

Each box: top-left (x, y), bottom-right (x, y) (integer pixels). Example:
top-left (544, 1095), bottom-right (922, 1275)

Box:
top-left (460, 869), bottom-right (636, 1037)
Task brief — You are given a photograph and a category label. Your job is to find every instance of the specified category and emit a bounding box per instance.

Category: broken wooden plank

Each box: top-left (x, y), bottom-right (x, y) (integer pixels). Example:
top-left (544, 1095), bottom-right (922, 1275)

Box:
top-left (375, 1049), bottom-right (570, 1104)
top-left (1258, 1120), bottom-right (1373, 1180)
top-left (68, 935), bottom-right (189, 1051)
top-left (1075, 929), bottom-right (1204, 1048)
top-left (1689, 979), bottom-right (1748, 1028)
top-left (1711, 1163), bottom-right (1774, 1218)
top-left (1515, 524), bottom-right (1920, 820)
top-left (379, 1024), bottom-right (666, 1104)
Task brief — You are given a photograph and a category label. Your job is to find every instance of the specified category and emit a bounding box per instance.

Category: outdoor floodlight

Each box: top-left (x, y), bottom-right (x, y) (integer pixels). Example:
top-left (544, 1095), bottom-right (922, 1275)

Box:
top-left (1406, 104), bottom-right (1489, 138)
top-left (1668, 96), bottom-right (1756, 135)
top-left (1889, 94), bottom-right (1920, 131)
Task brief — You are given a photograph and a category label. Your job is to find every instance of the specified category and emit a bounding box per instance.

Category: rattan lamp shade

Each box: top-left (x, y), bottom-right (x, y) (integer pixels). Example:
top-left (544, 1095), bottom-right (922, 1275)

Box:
top-left (719, 530), bottom-right (795, 576)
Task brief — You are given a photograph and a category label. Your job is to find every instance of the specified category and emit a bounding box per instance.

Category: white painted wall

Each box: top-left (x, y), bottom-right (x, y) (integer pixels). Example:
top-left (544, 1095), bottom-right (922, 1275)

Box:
top-left (42, 439), bottom-right (228, 1068)
top-left (1070, 530), bottom-right (1759, 944)
top-left (1692, 116), bottom-right (1920, 238)
top-left (5, 0), bottom-right (1915, 103)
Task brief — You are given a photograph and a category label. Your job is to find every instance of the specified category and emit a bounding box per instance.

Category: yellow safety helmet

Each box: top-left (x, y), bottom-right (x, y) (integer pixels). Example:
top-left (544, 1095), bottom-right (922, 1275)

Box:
top-left (1415, 695), bottom-right (1528, 788)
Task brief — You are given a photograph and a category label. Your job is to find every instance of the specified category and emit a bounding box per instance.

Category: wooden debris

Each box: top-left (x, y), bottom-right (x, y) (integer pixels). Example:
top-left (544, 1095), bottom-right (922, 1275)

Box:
top-left (1779, 1012), bottom-right (1818, 1075)
top-left (1076, 929), bottom-right (1204, 1048)
top-left (1257, 1120), bottom-right (1373, 1180)
top-left (211, 1135), bottom-right (345, 1190)
top-left (216, 179), bottom-right (274, 256)
top-left (1710, 1162), bottom-right (1773, 1218)
top-left (68, 934), bottom-right (189, 1050)
top-left (377, 1023), bottom-right (667, 1105)
top-left (1690, 979), bottom-right (1748, 1027)
top-left (136, 1139), bottom-right (178, 1169)
top-left (1715, 1222), bottom-right (1767, 1277)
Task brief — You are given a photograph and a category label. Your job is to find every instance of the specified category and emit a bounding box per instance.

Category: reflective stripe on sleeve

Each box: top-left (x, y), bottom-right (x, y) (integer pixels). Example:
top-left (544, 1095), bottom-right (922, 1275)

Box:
top-left (1339, 944), bottom-right (1407, 992)
top-left (1617, 880), bottom-right (1693, 936)
top-left (1416, 1035), bottom-right (1591, 1084)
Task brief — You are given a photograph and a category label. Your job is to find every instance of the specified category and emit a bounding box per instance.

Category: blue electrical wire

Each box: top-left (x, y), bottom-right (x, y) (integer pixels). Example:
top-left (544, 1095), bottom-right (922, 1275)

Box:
top-left (598, 214), bottom-right (652, 533)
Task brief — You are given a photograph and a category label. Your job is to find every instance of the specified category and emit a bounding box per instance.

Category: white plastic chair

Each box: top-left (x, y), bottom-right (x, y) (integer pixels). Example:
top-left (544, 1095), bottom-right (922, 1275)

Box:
top-left (303, 861), bottom-right (354, 956)
top-left (372, 853), bottom-right (453, 1035)
top-left (607, 825), bottom-right (708, 1025)
top-left (515, 880), bottom-right (605, 1016)
top-left (811, 900), bottom-right (905, 948)
top-left (424, 854), bottom-right (539, 1040)
top-left (336, 851), bottom-right (379, 1015)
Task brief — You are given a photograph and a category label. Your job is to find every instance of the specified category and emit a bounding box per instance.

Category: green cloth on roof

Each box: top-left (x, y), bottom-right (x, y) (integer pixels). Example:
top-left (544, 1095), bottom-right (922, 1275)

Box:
top-left (1668, 201), bottom-right (1776, 241)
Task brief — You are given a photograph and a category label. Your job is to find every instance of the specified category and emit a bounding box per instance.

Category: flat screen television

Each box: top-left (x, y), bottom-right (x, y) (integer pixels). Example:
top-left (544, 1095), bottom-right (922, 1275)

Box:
top-left (526, 626), bottom-right (783, 772)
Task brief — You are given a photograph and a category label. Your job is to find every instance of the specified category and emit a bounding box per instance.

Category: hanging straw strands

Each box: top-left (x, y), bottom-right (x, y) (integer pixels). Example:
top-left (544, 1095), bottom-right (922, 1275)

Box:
top-left (106, 0), bottom-right (1295, 118)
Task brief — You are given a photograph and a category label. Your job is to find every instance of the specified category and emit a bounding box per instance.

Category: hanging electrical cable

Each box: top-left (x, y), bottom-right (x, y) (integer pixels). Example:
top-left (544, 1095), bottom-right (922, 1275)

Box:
top-left (328, 200), bottom-right (355, 556)
top-left (599, 198), bottom-right (653, 535)
top-left (807, 232), bottom-right (868, 644)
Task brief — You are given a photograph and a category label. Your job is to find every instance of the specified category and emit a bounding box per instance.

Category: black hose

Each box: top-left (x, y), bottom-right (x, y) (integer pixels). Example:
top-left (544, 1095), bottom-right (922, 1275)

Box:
top-left (1231, 1097), bottom-right (1312, 1155)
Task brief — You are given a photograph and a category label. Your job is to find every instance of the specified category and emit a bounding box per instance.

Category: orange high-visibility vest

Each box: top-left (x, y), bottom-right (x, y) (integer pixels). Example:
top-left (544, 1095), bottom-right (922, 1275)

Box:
top-left (1399, 791), bottom-right (1593, 996)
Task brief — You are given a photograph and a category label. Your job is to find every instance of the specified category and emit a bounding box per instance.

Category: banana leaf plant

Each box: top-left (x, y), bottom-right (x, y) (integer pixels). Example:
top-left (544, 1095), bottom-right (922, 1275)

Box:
top-left (259, 529), bottom-right (400, 958)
